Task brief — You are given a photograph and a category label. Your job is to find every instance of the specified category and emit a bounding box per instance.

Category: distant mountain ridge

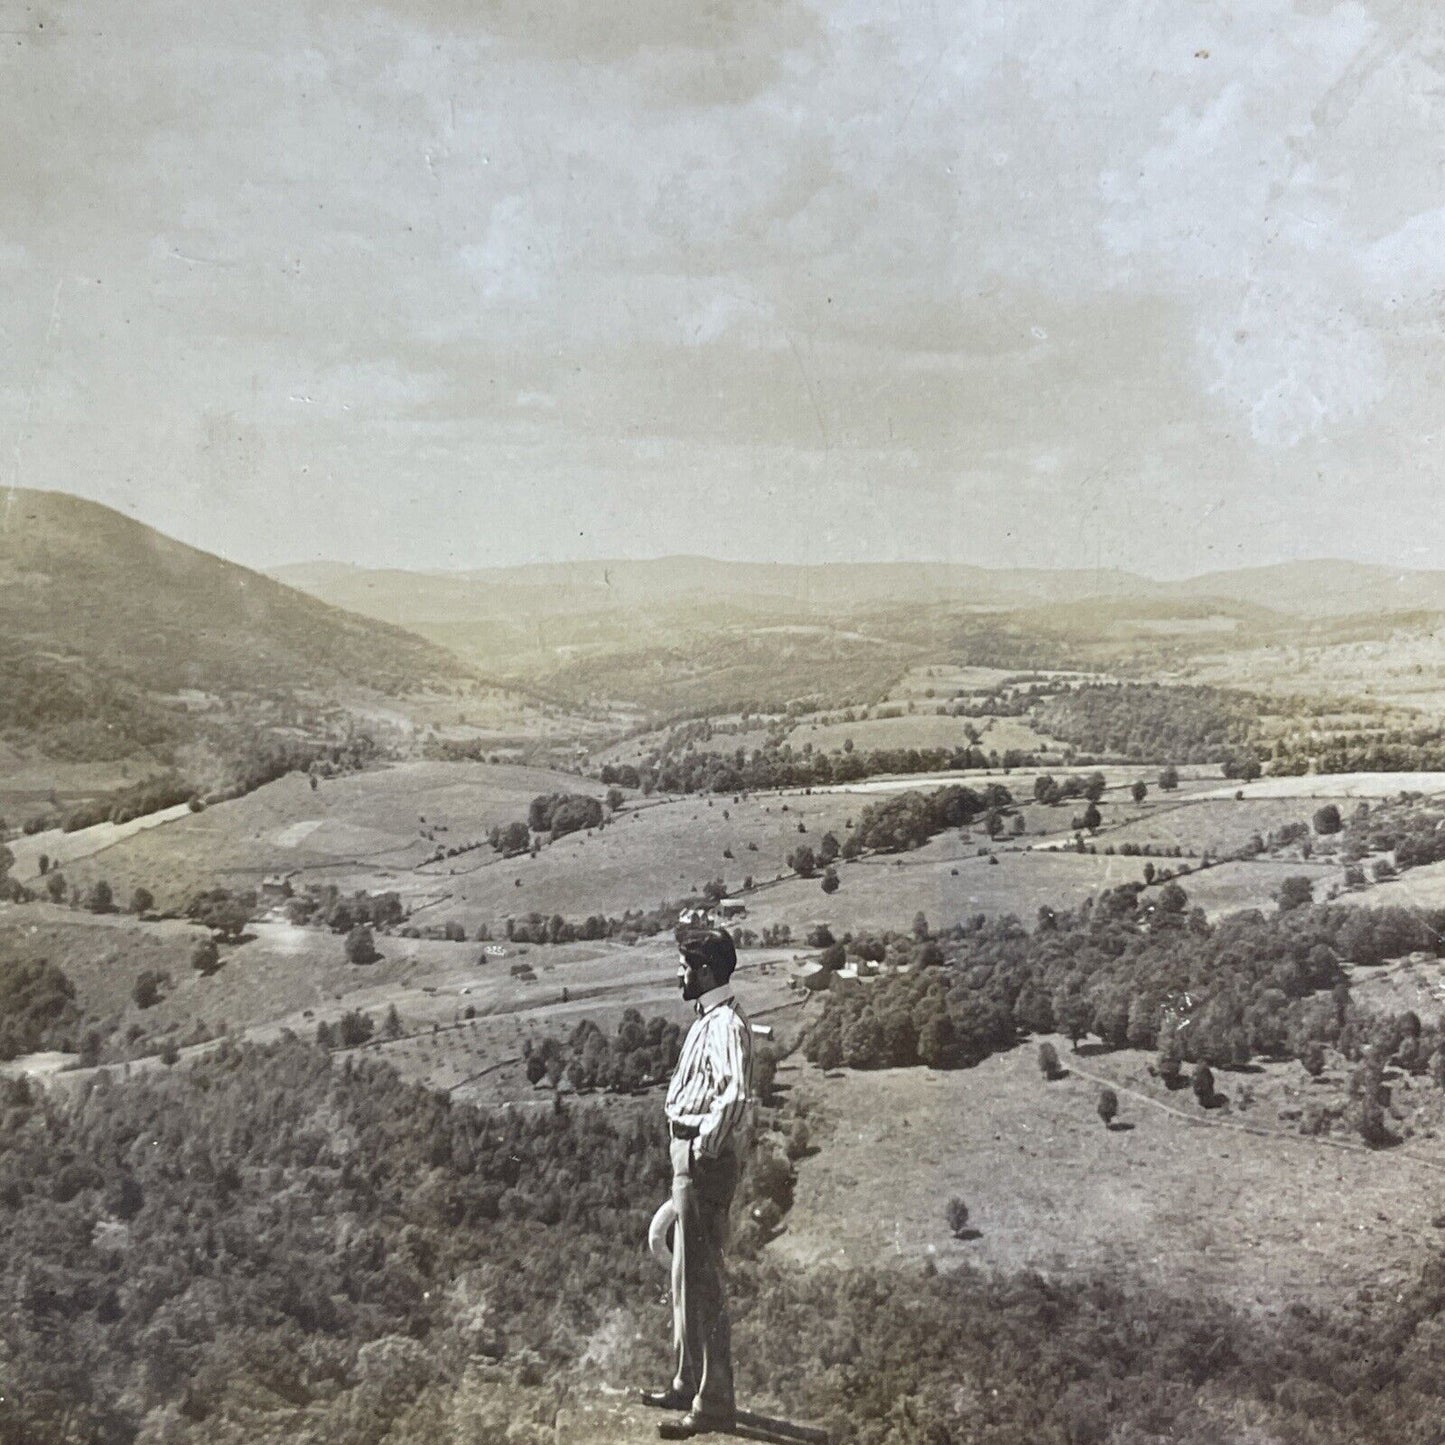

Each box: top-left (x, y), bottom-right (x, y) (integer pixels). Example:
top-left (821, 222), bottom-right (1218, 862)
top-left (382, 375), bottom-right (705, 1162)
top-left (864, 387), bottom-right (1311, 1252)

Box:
top-left (270, 554), bottom-right (1445, 622)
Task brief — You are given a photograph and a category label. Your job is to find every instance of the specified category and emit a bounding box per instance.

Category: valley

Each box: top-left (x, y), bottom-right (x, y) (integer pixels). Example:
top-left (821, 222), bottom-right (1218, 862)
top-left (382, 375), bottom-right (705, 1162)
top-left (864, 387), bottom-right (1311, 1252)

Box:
top-left (7, 501), bottom-right (1445, 1443)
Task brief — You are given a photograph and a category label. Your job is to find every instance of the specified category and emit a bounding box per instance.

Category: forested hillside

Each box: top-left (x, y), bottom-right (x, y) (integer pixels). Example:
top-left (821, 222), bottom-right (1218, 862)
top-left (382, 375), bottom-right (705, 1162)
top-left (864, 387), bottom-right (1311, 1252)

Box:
top-left (1033, 683), bottom-right (1263, 763)
top-left (8, 1037), bottom-right (1445, 1443)
top-left (0, 490), bottom-right (471, 761)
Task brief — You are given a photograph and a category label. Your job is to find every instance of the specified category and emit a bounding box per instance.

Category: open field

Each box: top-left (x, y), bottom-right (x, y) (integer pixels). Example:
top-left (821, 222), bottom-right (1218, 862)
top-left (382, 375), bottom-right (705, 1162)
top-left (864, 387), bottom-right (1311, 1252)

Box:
top-left (738, 847), bottom-right (1148, 935)
top-left (0, 905), bottom-right (803, 1100)
top-left (1187, 630), bottom-right (1445, 714)
top-left (776, 1041), bottom-right (1445, 1312)
top-left (1336, 859), bottom-right (1445, 914)
top-left (1087, 795), bottom-right (1344, 857)
top-left (36, 763), bottom-right (1422, 946)
top-left (414, 789), bottom-right (867, 924)
top-left (44, 762), bottom-right (618, 907)
top-left (1155, 858), bottom-right (1345, 917)
top-left (1194, 773), bottom-right (1445, 801)
top-left (8, 803), bottom-right (198, 881)
top-left (785, 711), bottom-right (1056, 757)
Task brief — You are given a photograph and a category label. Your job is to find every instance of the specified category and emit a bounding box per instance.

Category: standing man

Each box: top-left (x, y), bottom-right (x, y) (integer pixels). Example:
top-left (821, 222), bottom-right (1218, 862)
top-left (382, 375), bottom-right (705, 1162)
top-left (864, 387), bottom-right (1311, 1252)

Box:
top-left (641, 924), bottom-right (754, 1439)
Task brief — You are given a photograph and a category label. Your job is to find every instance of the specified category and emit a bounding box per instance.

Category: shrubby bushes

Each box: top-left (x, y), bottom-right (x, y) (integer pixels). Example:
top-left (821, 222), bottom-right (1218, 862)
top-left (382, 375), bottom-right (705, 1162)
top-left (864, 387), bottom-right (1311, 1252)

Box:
top-left (6, 1038), bottom-right (1445, 1442)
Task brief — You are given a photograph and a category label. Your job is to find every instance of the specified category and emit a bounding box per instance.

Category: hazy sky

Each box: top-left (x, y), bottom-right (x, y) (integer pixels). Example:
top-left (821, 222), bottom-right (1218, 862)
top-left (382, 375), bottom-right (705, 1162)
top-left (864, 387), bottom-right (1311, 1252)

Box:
top-left (4, 0), bottom-right (1444, 576)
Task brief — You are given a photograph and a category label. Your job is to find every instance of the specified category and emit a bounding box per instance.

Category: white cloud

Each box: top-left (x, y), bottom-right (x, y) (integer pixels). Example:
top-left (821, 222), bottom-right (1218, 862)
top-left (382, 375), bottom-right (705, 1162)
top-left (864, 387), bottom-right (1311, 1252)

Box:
top-left (4, 0), bottom-right (1444, 571)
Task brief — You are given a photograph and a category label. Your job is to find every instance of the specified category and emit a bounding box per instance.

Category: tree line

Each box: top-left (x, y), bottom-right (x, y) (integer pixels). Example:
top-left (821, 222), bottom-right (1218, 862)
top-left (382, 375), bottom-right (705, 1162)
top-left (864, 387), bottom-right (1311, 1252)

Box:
top-left (602, 740), bottom-right (1035, 797)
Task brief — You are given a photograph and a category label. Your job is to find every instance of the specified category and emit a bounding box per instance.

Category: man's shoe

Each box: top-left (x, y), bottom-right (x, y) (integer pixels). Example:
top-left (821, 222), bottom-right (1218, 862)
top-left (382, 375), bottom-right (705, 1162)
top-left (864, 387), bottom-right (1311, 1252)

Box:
top-left (657, 1408), bottom-right (736, 1438)
top-left (639, 1387), bottom-right (692, 1411)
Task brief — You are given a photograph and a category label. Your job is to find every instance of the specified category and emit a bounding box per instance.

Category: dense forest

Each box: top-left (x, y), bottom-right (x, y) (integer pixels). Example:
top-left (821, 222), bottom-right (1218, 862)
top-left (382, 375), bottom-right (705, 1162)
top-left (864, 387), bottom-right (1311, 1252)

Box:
top-left (0, 642), bottom-right (180, 764)
top-left (8, 1038), bottom-right (1445, 1443)
top-left (1033, 684), bottom-right (1263, 763)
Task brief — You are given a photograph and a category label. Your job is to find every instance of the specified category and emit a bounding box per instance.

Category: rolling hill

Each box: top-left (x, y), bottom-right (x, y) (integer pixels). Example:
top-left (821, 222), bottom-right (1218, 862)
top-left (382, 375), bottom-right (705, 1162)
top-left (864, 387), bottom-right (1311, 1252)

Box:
top-left (0, 488), bottom-right (473, 761)
top-left (269, 554), bottom-right (1445, 714)
top-left (271, 554), bottom-right (1445, 628)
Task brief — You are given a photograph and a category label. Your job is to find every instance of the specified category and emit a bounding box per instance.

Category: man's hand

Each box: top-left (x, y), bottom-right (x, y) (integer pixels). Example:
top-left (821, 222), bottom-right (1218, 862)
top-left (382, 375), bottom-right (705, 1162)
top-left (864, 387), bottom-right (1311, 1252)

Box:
top-left (669, 1136), bottom-right (693, 1179)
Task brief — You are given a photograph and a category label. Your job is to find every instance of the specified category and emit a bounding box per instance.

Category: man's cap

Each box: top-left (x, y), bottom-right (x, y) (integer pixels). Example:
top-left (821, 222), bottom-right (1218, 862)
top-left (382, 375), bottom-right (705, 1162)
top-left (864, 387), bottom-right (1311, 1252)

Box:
top-left (675, 923), bottom-right (737, 979)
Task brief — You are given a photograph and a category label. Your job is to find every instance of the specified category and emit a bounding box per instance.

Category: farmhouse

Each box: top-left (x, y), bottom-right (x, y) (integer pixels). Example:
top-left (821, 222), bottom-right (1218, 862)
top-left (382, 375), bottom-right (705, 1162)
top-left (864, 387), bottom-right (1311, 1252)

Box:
top-left (258, 874), bottom-right (292, 903)
top-left (792, 961), bottom-right (831, 993)
top-left (717, 897), bottom-right (748, 918)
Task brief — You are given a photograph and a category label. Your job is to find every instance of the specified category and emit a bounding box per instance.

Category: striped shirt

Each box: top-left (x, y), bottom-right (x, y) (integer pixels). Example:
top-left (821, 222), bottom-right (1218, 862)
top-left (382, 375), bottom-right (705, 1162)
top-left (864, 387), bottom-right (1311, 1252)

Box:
top-left (665, 983), bottom-right (753, 1160)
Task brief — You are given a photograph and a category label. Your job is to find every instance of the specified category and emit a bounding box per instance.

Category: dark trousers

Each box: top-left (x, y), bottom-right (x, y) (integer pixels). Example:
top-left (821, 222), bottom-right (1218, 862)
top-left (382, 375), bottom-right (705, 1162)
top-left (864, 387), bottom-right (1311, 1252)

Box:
top-left (671, 1148), bottom-right (738, 1417)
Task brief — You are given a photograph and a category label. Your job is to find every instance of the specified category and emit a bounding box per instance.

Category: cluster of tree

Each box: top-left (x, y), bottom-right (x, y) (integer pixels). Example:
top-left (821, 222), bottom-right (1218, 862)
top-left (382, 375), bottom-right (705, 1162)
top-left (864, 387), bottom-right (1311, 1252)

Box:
top-left (804, 888), bottom-right (1445, 1076)
top-left (421, 736), bottom-right (535, 763)
top-left (804, 966), bottom-right (1011, 1071)
top-left (525, 1010), bottom-right (685, 1093)
top-left (806, 920), bottom-right (943, 972)
top-left (941, 683), bottom-right (1041, 718)
top-left (1031, 771), bottom-right (1107, 807)
top-left (283, 884), bottom-right (405, 933)
top-left (184, 888), bottom-right (255, 939)
top-left (0, 1036), bottom-right (674, 1441)
top-left (785, 833), bottom-right (841, 877)
top-left (527, 792), bottom-right (606, 839)
top-left (1221, 749), bottom-right (1264, 780)
top-left (1270, 724), bottom-right (1445, 776)
top-left (1333, 797), bottom-right (1445, 874)
top-left (850, 782), bottom-right (1013, 854)
top-left (1034, 683), bottom-right (1262, 763)
top-left (10, 1037), bottom-right (1445, 1441)
top-left (0, 957), bottom-right (81, 1061)
top-left (482, 794), bottom-right (610, 855)
top-left (598, 762), bottom-right (642, 788)
top-left (487, 819), bottom-right (534, 856)
top-left (314, 1006), bottom-right (389, 1047)
top-left (490, 900), bottom-right (730, 948)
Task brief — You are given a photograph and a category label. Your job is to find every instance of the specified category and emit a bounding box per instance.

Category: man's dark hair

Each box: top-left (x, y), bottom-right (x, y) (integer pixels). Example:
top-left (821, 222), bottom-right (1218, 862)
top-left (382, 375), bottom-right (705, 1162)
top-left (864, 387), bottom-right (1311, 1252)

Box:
top-left (678, 926), bottom-right (737, 983)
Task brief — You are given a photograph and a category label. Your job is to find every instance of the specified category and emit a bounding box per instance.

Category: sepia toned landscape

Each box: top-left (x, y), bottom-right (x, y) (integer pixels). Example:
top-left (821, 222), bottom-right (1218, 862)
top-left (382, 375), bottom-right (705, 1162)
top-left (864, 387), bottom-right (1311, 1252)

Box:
top-left (5, 487), bottom-right (1445, 1442)
top-left (10, 0), bottom-right (1445, 1441)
